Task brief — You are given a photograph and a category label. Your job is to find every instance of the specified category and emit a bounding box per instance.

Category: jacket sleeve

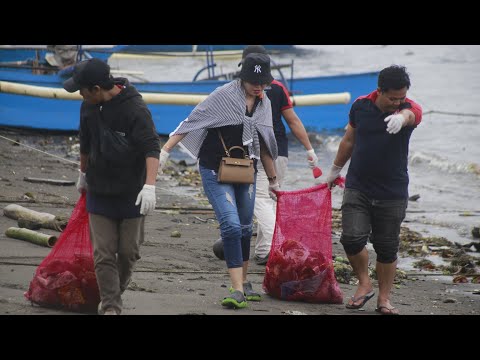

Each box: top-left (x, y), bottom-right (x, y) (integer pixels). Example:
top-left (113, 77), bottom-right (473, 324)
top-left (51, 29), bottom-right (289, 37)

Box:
top-left (78, 102), bottom-right (90, 155)
top-left (130, 104), bottom-right (160, 159)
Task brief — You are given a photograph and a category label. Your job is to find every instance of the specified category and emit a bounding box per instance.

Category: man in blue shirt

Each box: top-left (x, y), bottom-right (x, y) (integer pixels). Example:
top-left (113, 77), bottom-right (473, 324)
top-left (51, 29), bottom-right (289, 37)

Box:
top-left (326, 65), bottom-right (422, 315)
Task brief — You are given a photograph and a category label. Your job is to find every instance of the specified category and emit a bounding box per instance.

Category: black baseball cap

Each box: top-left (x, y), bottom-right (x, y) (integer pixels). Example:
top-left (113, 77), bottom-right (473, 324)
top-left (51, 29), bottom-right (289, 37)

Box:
top-left (238, 53), bottom-right (274, 85)
top-left (63, 58), bottom-right (112, 93)
top-left (238, 45), bottom-right (268, 66)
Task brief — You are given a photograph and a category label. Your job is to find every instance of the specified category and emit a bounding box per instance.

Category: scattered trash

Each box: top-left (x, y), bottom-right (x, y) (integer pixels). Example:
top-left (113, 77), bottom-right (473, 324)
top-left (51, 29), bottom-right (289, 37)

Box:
top-left (282, 310), bottom-right (308, 315)
top-left (453, 275), bottom-right (469, 283)
top-left (23, 192), bottom-right (35, 201)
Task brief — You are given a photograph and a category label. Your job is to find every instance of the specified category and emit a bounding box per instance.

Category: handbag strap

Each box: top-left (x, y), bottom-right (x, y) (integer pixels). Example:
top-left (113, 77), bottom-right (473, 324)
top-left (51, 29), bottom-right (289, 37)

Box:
top-left (217, 130), bottom-right (247, 158)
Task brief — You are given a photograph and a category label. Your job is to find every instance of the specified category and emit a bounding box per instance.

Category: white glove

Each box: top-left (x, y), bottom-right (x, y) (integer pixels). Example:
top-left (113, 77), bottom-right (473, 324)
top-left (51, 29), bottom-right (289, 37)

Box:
top-left (268, 182), bottom-right (280, 201)
top-left (135, 184), bottom-right (156, 215)
top-left (326, 164), bottom-right (343, 190)
top-left (384, 113), bottom-right (406, 134)
top-left (306, 149), bottom-right (318, 169)
top-left (76, 170), bottom-right (88, 193)
top-left (158, 148), bottom-right (170, 175)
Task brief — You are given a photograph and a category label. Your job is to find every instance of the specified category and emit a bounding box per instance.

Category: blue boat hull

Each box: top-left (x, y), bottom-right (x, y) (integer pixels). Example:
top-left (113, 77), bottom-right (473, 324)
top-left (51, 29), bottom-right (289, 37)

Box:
top-left (0, 69), bottom-right (378, 135)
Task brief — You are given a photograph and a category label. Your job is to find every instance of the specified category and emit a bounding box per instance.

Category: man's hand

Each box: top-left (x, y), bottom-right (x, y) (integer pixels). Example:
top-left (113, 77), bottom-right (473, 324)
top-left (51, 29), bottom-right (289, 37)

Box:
top-left (384, 113), bottom-right (406, 134)
top-left (326, 164), bottom-right (343, 190)
top-left (135, 184), bottom-right (156, 215)
top-left (158, 148), bottom-right (170, 175)
top-left (306, 149), bottom-right (318, 169)
top-left (268, 182), bottom-right (280, 201)
top-left (76, 170), bottom-right (88, 193)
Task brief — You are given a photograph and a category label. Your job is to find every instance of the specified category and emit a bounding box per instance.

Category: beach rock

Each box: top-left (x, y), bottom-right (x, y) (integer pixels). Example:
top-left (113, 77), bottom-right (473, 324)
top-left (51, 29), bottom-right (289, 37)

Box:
top-left (472, 226), bottom-right (480, 239)
top-left (409, 194), bottom-right (420, 201)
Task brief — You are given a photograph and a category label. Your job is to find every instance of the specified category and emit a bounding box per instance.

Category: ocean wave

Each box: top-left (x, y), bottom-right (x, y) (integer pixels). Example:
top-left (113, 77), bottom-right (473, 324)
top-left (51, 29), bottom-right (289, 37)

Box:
top-left (409, 151), bottom-right (480, 175)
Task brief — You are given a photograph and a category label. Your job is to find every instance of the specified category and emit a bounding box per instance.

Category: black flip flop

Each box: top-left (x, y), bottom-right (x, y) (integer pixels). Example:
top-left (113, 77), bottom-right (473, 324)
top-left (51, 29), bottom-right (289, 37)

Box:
top-left (375, 305), bottom-right (400, 315)
top-left (345, 290), bottom-right (375, 309)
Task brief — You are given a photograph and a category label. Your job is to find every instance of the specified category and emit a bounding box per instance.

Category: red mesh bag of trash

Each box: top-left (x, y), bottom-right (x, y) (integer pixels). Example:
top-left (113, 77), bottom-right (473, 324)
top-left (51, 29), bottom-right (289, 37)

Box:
top-left (24, 193), bottom-right (100, 312)
top-left (263, 180), bottom-right (344, 303)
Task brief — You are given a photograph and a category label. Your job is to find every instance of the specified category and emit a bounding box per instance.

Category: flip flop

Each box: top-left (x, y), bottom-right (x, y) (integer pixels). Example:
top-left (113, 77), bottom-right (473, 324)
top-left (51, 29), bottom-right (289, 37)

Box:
top-left (375, 305), bottom-right (400, 315)
top-left (345, 290), bottom-right (375, 309)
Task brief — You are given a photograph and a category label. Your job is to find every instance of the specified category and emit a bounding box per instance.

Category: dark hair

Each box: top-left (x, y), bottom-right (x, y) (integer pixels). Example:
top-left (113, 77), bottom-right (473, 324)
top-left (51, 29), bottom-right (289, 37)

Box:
top-left (378, 65), bottom-right (411, 92)
top-left (87, 76), bottom-right (115, 91)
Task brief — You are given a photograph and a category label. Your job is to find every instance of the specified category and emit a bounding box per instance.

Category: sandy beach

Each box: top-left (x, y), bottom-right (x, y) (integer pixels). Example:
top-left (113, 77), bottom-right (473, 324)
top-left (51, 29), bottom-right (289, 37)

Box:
top-left (0, 131), bottom-right (479, 315)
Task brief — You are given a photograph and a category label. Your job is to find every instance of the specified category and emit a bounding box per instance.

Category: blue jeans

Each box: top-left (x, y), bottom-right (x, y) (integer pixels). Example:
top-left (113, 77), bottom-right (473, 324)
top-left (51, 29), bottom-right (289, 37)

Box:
top-left (199, 165), bottom-right (256, 268)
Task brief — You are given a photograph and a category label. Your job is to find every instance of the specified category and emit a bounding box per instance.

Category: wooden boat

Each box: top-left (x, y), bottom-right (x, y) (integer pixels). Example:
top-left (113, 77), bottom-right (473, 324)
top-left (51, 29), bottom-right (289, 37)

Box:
top-left (0, 45), bottom-right (297, 63)
top-left (0, 72), bottom-right (378, 135)
top-left (0, 47), bottom-right (379, 135)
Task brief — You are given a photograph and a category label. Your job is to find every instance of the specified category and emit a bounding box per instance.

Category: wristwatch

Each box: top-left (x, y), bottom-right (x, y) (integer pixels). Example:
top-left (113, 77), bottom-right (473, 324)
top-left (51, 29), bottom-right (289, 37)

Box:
top-left (267, 176), bottom-right (277, 182)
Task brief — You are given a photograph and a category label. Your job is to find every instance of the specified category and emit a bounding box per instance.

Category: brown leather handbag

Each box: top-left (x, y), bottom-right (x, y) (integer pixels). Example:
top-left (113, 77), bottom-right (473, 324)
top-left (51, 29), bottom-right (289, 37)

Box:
top-left (217, 131), bottom-right (254, 184)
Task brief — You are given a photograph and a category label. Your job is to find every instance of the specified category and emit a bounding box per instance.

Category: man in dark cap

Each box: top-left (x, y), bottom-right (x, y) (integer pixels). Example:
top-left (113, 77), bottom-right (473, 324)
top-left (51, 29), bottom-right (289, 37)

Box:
top-left (239, 45), bottom-right (319, 265)
top-left (64, 58), bottom-right (160, 315)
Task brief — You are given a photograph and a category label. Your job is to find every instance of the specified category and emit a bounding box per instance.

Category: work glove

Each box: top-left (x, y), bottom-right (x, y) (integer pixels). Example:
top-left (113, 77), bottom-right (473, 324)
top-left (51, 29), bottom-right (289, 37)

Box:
top-left (384, 113), bottom-right (406, 134)
top-left (306, 149), bottom-right (319, 169)
top-left (76, 170), bottom-right (88, 193)
top-left (268, 182), bottom-right (280, 201)
top-left (135, 184), bottom-right (156, 215)
top-left (326, 164), bottom-right (343, 190)
top-left (158, 148), bottom-right (170, 175)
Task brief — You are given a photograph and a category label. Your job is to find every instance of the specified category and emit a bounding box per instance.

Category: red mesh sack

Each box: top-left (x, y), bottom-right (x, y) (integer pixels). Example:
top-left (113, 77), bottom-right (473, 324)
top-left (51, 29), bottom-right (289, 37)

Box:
top-left (263, 180), bottom-right (344, 303)
top-left (24, 193), bottom-right (100, 312)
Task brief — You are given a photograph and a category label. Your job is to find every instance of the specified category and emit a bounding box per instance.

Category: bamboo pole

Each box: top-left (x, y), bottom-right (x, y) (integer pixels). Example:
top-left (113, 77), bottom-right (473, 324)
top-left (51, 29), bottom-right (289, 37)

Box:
top-left (0, 80), bottom-right (351, 106)
top-left (109, 50), bottom-right (243, 60)
top-left (291, 92), bottom-right (351, 106)
top-left (5, 227), bottom-right (57, 247)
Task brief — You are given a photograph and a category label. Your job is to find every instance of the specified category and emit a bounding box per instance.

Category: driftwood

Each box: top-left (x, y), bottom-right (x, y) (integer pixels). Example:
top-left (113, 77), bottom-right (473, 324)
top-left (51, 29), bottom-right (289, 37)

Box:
top-left (3, 204), bottom-right (68, 231)
top-left (5, 227), bottom-right (57, 247)
top-left (23, 177), bottom-right (75, 186)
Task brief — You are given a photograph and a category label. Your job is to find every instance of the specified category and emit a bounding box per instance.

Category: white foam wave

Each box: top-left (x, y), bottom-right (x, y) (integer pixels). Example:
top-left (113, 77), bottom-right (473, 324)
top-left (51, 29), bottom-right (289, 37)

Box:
top-left (409, 151), bottom-right (480, 175)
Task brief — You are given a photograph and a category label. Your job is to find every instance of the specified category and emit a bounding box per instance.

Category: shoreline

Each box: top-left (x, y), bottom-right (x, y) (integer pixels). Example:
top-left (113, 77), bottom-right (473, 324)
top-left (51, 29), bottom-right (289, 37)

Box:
top-left (0, 132), bottom-right (479, 315)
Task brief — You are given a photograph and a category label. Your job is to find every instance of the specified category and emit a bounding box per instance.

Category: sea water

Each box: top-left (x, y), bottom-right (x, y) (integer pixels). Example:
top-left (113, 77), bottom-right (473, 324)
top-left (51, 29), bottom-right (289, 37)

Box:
top-left (112, 45), bottom-right (480, 248)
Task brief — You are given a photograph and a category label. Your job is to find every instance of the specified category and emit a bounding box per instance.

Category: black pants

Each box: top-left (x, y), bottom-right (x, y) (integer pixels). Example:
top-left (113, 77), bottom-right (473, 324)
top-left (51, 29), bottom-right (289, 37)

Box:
top-left (340, 188), bottom-right (407, 264)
